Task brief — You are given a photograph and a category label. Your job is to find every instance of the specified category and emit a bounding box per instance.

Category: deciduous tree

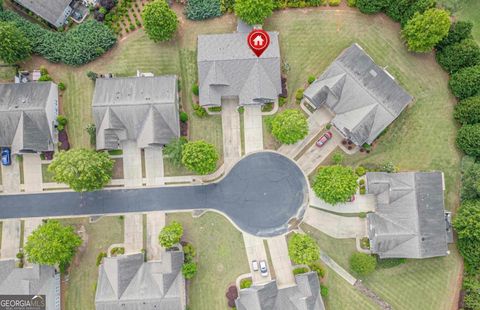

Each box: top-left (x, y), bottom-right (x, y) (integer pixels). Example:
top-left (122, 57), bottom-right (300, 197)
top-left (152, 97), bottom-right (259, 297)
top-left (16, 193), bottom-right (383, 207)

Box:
top-left (142, 0), bottom-right (178, 42)
top-left (234, 0), bottom-right (274, 25)
top-left (270, 109), bottom-right (308, 145)
top-left (312, 165), bottom-right (358, 204)
top-left (456, 124), bottom-right (480, 157)
top-left (453, 200), bottom-right (480, 270)
top-left (0, 22), bottom-right (31, 64)
top-left (449, 65), bottom-right (480, 99)
top-left (181, 140), bottom-right (218, 175)
top-left (288, 233), bottom-right (320, 265)
top-left (436, 39), bottom-right (480, 73)
top-left (158, 221), bottom-right (183, 248)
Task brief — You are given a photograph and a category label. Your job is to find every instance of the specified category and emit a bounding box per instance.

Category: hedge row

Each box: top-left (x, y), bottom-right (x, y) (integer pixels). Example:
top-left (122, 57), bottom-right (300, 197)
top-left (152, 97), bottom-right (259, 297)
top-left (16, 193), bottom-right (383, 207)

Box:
top-left (0, 10), bottom-right (116, 66)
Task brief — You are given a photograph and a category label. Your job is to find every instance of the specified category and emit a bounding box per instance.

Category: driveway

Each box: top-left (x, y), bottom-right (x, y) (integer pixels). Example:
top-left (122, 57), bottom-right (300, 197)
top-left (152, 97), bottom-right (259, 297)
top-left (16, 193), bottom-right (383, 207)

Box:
top-left (310, 192), bottom-right (376, 213)
top-left (221, 98), bottom-right (241, 168)
top-left (303, 207), bottom-right (367, 239)
top-left (124, 214), bottom-right (143, 254)
top-left (146, 211), bottom-right (165, 261)
top-left (0, 156), bottom-right (20, 193)
top-left (267, 235), bottom-right (295, 288)
top-left (243, 233), bottom-right (271, 284)
top-left (0, 220), bottom-right (21, 259)
top-left (144, 146), bottom-right (164, 186)
top-left (122, 140), bottom-right (143, 187)
top-left (23, 154), bottom-right (43, 192)
top-left (244, 105), bottom-right (264, 154)
top-left (0, 152), bottom-right (308, 238)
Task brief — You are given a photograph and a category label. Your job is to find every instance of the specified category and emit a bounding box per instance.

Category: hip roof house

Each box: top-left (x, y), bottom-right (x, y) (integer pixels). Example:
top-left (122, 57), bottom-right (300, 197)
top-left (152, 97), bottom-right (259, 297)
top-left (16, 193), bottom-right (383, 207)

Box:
top-left (95, 251), bottom-right (186, 310)
top-left (92, 75), bottom-right (180, 150)
top-left (197, 31), bottom-right (282, 107)
top-left (303, 44), bottom-right (412, 146)
top-left (235, 272), bottom-right (325, 310)
top-left (366, 171), bottom-right (452, 259)
top-left (0, 82), bottom-right (58, 154)
top-left (14, 0), bottom-right (73, 28)
top-left (0, 260), bottom-right (61, 310)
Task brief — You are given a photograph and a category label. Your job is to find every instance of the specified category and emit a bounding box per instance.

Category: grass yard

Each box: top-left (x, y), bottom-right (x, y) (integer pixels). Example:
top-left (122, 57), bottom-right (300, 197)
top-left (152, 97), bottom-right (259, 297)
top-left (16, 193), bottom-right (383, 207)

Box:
top-left (166, 212), bottom-right (249, 310)
top-left (438, 0), bottom-right (480, 43)
top-left (302, 223), bottom-right (462, 310)
top-left (61, 216), bottom-right (124, 310)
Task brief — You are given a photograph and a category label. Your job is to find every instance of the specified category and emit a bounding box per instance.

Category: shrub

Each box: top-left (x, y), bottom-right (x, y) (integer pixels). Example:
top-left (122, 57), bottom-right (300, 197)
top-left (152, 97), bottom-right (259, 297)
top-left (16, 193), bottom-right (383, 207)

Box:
top-left (192, 83), bottom-right (199, 96)
top-left (295, 88), bottom-right (304, 101)
top-left (454, 96), bottom-right (480, 125)
top-left (240, 278), bottom-right (252, 289)
top-left (449, 65), bottom-right (480, 100)
top-left (183, 243), bottom-right (196, 263)
top-left (437, 21), bottom-right (474, 50)
top-left (58, 82), bottom-right (66, 91)
top-left (332, 152), bottom-right (344, 165)
top-left (279, 97), bottom-right (287, 107)
top-left (308, 261), bottom-right (326, 278)
top-left (142, 0), bottom-right (178, 42)
top-left (159, 221), bottom-right (183, 248)
top-left (402, 9), bottom-right (451, 53)
top-left (270, 109), bottom-right (308, 144)
top-left (359, 212), bottom-right (367, 219)
top-left (376, 257), bottom-right (407, 268)
top-left (96, 252), bottom-right (107, 266)
top-left (234, 0), bottom-right (274, 25)
top-left (164, 137), bottom-right (188, 167)
top-left (110, 247), bottom-right (125, 256)
top-left (328, 0), bottom-right (340, 6)
top-left (38, 74), bottom-right (52, 81)
top-left (355, 166), bottom-right (366, 176)
top-left (359, 179), bottom-right (365, 186)
top-left (288, 233), bottom-right (320, 265)
top-left (182, 140), bottom-right (218, 174)
top-left (307, 76), bottom-right (316, 84)
top-left (57, 115), bottom-right (68, 126)
top-left (436, 39), bottom-right (480, 73)
top-left (0, 21), bottom-right (31, 64)
top-left (293, 267), bottom-right (309, 275)
top-left (349, 252), bottom-right (377, 276)
top-left (359, 187), bottom-right (366, 194)
top-left (461, 159), bottom-right (480, 200)
top-left (454, 200), bottom-right (480, 270)
top-left (185, 0), bottom-right (222, 20)
top-left (347, 0), bottom-right (356, 7)
top-left (386, 0), bottom-right (435, 26)
top-left (182, 262), bottom-right (197, 279)
top-left (456, 124), bottom-right (480, 157)
top-left (355, 0), bottom-right (387, 14)
top-left (320, 284), bottom-right (329, 297)
top-left (208, 106), bottom-right (222, 112)
top-left (85, 123), bottom-right (96, 146)
top-left (463, 272), bottom-right (480, 309)
top-left (180, 111), bottom-right (189, 123)
top-left (16, 252), bottom-right (24, 259)
top-left (381, 161), bottom-right (397, 173)
top-left (312, 165), bottom-right (358, 204)
top-left (87, 71), bottom-right (98, 81)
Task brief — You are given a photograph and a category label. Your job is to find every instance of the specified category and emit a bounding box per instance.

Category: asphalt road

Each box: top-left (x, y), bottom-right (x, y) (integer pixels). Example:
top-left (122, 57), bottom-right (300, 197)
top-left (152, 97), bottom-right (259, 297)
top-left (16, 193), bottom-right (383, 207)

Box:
top-left (0, 152), bottom-right (308, 237)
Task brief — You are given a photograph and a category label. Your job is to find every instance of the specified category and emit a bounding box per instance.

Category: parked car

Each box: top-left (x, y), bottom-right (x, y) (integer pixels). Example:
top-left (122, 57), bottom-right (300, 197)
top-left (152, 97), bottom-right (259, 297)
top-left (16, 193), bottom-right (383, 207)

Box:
top-left (316, 131), bottom-right (333, 147)
top-left (1, 148), bottom-right (11, 166)
top-left (349, 195), bottom-right (356, 202)
top-left (252, 260), bottom-right (259, 271)
top-left (259, 260), bottom-right (268, 277)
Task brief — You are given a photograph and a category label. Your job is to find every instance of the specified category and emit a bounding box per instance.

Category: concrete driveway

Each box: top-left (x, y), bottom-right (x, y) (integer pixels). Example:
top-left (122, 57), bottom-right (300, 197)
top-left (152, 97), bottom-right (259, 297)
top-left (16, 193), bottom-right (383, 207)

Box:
top-left (243, 233), bottom-right (271, 284)
top-left (122, 140), bottom-right (143, 187)
top-left (146, 211), bottom-right (165, 261)
top-left (0, 156), bottom-right (20, 193)
top-left (221, 99), bottom-right (241, 168)
top-left (144, 146), bottom-right (164, 186)
top-left (310, 192), bottom-right (376, 213)
top-left (267, 235), bottom-right (295, 288)
top-left (22, 154), bottom-right (43, 192)
top-left (303, 207), bottom-right (367, 239)
top-left (244, 106), bottom-right (264, 154)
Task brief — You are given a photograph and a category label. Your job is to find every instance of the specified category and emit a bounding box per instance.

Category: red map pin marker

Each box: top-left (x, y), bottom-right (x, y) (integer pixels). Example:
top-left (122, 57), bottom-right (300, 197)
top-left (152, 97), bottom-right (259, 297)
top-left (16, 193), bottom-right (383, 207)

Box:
top-left (247, 29), bottom-right (270, 58)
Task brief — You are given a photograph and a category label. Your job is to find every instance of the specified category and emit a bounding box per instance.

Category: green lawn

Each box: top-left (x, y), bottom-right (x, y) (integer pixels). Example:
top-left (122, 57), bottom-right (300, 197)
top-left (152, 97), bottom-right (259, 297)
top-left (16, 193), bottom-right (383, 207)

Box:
top-left (302, 223), bottom-right (462, 310)
top-left (438, 0), bottom-right (480, 43)
top-left (166, 212), bottom-right (249, 310)
top-left (61, 217), bottom-right (124, 310)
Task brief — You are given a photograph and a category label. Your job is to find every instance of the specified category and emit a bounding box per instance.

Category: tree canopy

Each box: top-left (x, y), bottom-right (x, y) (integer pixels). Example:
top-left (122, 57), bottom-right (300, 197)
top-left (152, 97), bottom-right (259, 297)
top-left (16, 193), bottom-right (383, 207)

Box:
top-left (0, 21), bottom-right (31, 64)
top-left (185, 0), bottom-right (222, 20)
top-left (181, 140), bottom-right (218, 175)
top-left (270, 109), bottom-right (308, 145)
top-left (449, 65), bottom-right (480, 100)
top-left (164, 137), bottom-right (188, 167)
top-left (312, 165), bottom-right (358, 204)
top-left (454, 96), bottom-right (480, 125)
top-left (24, 220), bottom-right (82, 271)
top-left (436, 39), bottom-right (480, 73)
top-left (234, 0), bottom-right (274, 25)
top-left (355, 0), bottom-right (387, 14)
top-left (402, 8), bottom-right (451, 52)
top-left (158, 221), bottom-right (183, 248)
top-left (461, 157), bottom-right (480, 200)
top-left (142, 0), bottom-right (178, 42)
top-left (437, 20), bottom-right (474, 50)
top-left (385, 0), bottom-right (435, 26)
top-left (456, 124), bottom-right (480, 158)
top-left (453, 200), bottom-right (480, 270)
top-left (349, 252), bottom-right (377, 276)
top-left (288, 233), bottom-right (320, 265)
top-left (48, 149), bottom-right (113, 192)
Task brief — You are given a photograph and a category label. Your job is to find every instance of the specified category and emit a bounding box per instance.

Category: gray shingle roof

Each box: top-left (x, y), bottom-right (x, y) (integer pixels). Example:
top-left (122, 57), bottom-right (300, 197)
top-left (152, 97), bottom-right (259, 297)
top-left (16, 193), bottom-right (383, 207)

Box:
top-left (235, 272), bottom-right (325, 310)
top-left (0, 260), bottom-right (60, 310)
top-left (197, 32), bottom-right (282, 106)
top-left (304, 44), bottom-right (412, 145)
top-left (14, 0), bottom-right (71, 27)
top-left (92, 76), bottom-right (180, 150)
top-left (366, 172), bottom-right (449, 259)
top-left (95, 251), bottom-right (185, 310)
top-left (0, 82), bottom-right (57, 153)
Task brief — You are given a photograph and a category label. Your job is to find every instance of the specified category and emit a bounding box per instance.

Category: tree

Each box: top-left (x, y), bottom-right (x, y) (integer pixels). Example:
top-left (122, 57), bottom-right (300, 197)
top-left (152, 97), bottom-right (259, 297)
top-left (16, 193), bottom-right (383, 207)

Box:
top-left (385, 0), bottom-right (435, 26)
top-left (449, 65), bottom-right (480, 100)
top-left (312, 165), bottom-right (358, 204)
top-left (453, 200), bottom-right (480, 269)
top-left (0, 22), bottom-right (31, 64)
top-left (456, 124), bottom-right (480, 157)
top-left (185, 0), bottom-right (222, 21)
top-left (349, 252), bottom-right (377, 276)
top-left (270, 109), bottom-right (308, 144)
top-left (142, 0), bottom-right (178, 42)
top-left (182, 262), bottom-right (197, 279)
top-left (463, 272), bottom-right (480, 309)
top-left (402, 9), bottom-right (451, 53)
top-left (288, 233), bottom-right (320, 265)
top-left (234, 0), bottom-right (274, 25)
top-left (181, 140), bottom-right (218, 175)
top-left (454, 96), bottom-right (480, 125)
top-left (461, 160), bottom-right (480, 200)
top-left (87, 71), bottom-right (98, 81)
top-left (24, 220), bottom-right (82, 271)
top-left (355, 0), bottom-right (387, 14)
top-left (436, 39), bottom-right (480, 73)
top-left (164, 137), bottom-right (188, 167)
top-left (158, 221), bottom-right (183, 248)
top-left (437, 20), bottom-right (474, 50)
top-left (48, 149), bottom-right (114, 192)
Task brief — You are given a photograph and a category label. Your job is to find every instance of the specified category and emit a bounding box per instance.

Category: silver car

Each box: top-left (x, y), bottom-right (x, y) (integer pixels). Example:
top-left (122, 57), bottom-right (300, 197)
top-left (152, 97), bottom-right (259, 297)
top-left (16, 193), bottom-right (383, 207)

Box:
top-left (252, 260), bottom-right (259, 271)
top-left (259, 260), bottom-right (268, 277)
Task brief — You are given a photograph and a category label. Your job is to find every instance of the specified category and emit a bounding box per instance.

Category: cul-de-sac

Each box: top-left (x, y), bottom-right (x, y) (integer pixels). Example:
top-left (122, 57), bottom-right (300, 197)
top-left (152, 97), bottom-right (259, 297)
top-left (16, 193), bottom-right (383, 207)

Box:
top-left (0, 0), bottom-right (479, 309)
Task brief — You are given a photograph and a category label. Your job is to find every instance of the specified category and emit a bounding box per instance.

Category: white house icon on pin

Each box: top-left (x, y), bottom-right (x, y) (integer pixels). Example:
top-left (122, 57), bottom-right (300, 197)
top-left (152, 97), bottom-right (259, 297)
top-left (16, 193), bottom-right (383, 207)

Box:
top-left (253, 35), bottom-right (264, 47)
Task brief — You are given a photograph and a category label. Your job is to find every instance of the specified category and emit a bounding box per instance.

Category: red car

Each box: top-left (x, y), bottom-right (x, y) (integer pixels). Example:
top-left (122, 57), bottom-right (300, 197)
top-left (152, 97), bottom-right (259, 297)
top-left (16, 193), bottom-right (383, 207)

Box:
top-left (316, 131), bottom-right (333, 147)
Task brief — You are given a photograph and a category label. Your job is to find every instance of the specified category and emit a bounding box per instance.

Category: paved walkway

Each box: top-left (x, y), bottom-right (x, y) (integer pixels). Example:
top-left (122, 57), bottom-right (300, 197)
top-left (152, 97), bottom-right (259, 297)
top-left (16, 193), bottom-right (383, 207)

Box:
top-left (310, 192), bottom-right (376, 213)
top-left (244, 105), bottom-right (264, 154)
top-left (320, 251), bottom-right (357, 285)
top-left (144, 146), bottom-right (164, 186)
top-left (221, 99), bottom-right (241, 168)
top-left (304, 207), bottom-right (367, 239)
top-left (122, 141), bottom-right (143, 187)
top-left (243, 233), bottom-right (271, 284)
top-left (146, 211), bottom-right (165, 261)
top-left (1, 220), bottom-right (21, 259)
top-left (22, 154), bottom-right (43, 192)
top-left (267, 235), bottom-right (295, 288)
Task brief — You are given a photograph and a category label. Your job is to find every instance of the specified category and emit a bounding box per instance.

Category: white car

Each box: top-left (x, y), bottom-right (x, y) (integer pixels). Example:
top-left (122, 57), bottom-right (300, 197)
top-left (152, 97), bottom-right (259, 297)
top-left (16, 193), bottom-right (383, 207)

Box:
top-left (259, 260), bottom-right (268, 277)
top-left (252, 260), bottom-right (259, 271)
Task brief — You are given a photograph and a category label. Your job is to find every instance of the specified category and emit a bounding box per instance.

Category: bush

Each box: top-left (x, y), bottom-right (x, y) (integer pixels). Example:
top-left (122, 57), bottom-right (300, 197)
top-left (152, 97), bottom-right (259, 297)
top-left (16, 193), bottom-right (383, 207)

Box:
top-left (463, 272), bottom-right (480, 309)
top-left (349, 252), bottom-right (377, 276)
top-left (385, 0), bottom-right (435, 26)
top-left (293, 267), bottom-right (309, 275)
top-left (295, 88), bottom-right (304, 101)
top-left (355, 166), bottom-right (366, 176)
top-left (347, 0), bottom-right (356, 7)
top-left (437, 21), bottom-right (474, 50)
top-left (359, 179), bottom-right (365, 186)
top-left (312, 165), bottom-right (358, 204)
top-left (234, 0), bottom-right (274, 25)
top-left (279, 97), bottom-right (287, 107)
top-left (240, 278), bottom-right (252, 289)
top-left (182, 140), bottom-right (218, 174)
top-left (110, 247), bottom-right (125, 256)
top-left (180, 111), bottom-right (189, 123)
top-left (328, 0), bottom-right (340, 6)
top-left (58, 82), bottom-right (66, 91)
top-left (159, 221), bottom-right (183, 248)
top-left (192, 83), bottom-right (199, 96)
top-left (320, 284), bottom-right (329, 297)
top-left (436, 39), bottom-right (480, 73)
top-left (325, 123), bottom-right (332, 130)
top-left (332, 152), bottom-right (344, 165)
top-left (38, 74), bottom-right (52, 81)
top-left (57, 115), bottom-right (68, 126)
top-left (96, 252), bottom-right (107, 266)
top-left (381, 161), bottom-right (397, 173)
top-left (142, 0), bottom-right (178, 42)
top-left (182, 262), bottom-right (197, 279)
top-left (270, 109), bottom-right (308, 144)
top-left (453, 200), bottom-right (480, 269)
top-left (449, 65), bottom-right (480, 100)
top-left (454, 96), bottom-right (480, 125)
top-left (355, 0), bottom-right (387, 14)
top-left (376, 257), bottom-right (407, 268)
top-left (307, 76), bottom-right (316, 84)
top-left (185, 0), bottom-right (222, 20)
top-left (456, 124), bottom-right (480, 157)
top-left (359, 187), bottom-right (366, 194)
top-left (308, 261), bottom-right (326, 278)
top-left (288, 233), bottom-right (320, 265)
top-left (87, 71), bottom-right (98, 81)
top-left (16, 252), bottom-right (24, 259)
top-left (359, 212), bottom-right (367, 219)
top-left (85, 123), bottom-right (96, 146)
top-left (461, 159), bottom-right (480, 200)
top-left (192, 104), bottom-right (207, 117)
top-left (208, 106), bottom-right (222, 112)
top-left (183, 243), bottom-right (196, 263)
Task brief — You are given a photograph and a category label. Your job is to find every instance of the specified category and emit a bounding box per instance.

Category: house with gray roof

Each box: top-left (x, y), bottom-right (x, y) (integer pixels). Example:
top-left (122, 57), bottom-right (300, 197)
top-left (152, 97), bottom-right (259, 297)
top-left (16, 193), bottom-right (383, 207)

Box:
top-left (0, 260), bottom-right (60, 310)
top-left (92, 75), bottom-right (180, 150)
top-left (0, 82), bottom-right (58, 154)
top-left (14, 0), bottom-right (73, 28)
top-left (197, 31), bottom-right (282, 107)
top-left (366, 171), bottom-right (452, 259)
top-left (303, 44), bottom-right (413, 146)
top-left (95, 251), bottom-right (186, 309)
top-left (235, 272), bottom-right (325, 310)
